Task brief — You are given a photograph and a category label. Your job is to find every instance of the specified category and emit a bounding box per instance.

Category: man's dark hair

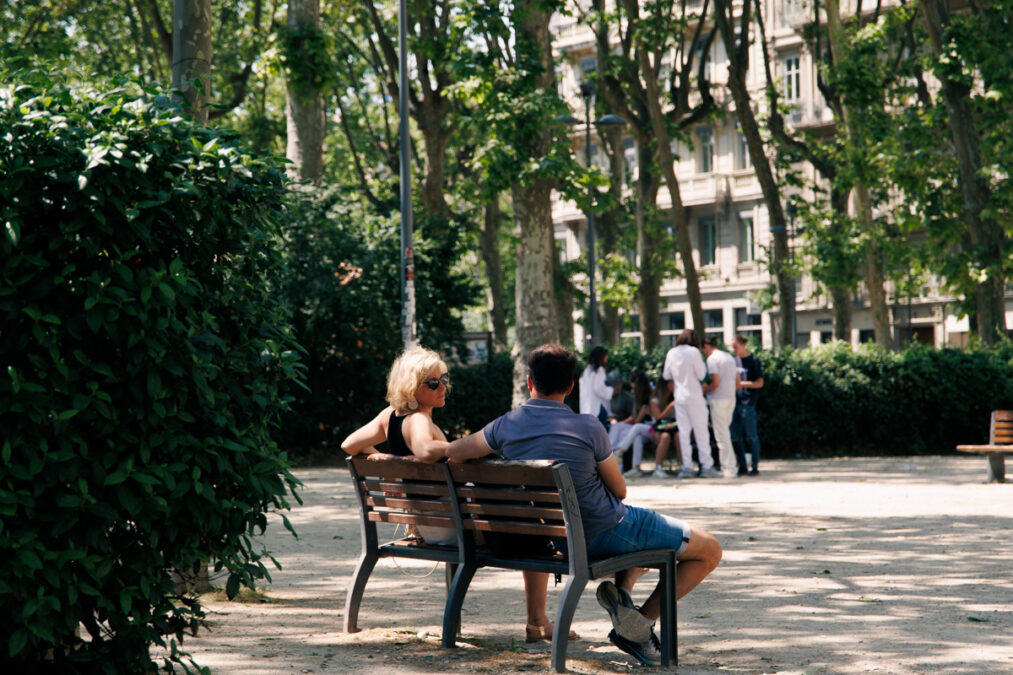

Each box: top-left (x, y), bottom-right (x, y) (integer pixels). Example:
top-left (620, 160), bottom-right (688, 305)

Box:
top-left (702, 335), bottom-right (719, 348)
top-left (675, 328), bottom-right (700, 348)
top-left (528, 343), bottom-right (577, 395)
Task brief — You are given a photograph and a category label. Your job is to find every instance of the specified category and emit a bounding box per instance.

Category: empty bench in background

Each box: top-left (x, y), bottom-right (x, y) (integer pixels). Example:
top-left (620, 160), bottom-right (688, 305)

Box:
top-left (957, 410), bottom-right (1013, 483)
top-left (342, 453), bottom-right (677, 672)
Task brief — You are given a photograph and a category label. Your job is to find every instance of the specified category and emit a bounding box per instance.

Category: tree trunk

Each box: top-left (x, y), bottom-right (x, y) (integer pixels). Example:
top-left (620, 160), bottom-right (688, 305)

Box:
top-left (480, 197), bottom-right (508, 350)
top-left (553, 245), bottom-right (576, 349)
top-left (634, 141), bottom-right (664, 351)
top-left (714, 0), bottom-right (792, 348)
top-left (512, 182), bottom-right (558, 405)
top-left (829, 186), bottom-right (853, 340)
top-left (922, 0), bottom-right (1007, 344)
top-left (825, 0), bottom-right (891, 348)
top-left (285, 0), bottom-right (325, 181)
top-left (854, 184), bottom-right (892, 347)
top-left (510, 0), bottom-right (558, 406)
top-left (171, 0), bottom-right (212, 124)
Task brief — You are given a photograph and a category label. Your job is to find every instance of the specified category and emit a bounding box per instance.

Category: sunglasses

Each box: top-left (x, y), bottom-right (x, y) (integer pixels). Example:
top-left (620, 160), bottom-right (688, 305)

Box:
top-left (423, 373), bottom-right (450, 390)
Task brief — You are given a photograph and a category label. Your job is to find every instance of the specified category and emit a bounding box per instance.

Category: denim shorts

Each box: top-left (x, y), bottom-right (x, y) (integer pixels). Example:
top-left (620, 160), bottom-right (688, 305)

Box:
top-left (587, 505), bottom-right (692, 559)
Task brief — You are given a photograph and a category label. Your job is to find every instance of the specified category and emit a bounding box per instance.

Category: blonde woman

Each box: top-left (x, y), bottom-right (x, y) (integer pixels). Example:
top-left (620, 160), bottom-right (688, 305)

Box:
top-left (341, 345), bottom-right (454, 544)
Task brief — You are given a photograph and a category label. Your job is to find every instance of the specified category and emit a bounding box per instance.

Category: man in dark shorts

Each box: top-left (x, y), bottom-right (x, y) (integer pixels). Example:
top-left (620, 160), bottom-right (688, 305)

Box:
top-left (446, 344), bottom-right (722, 666)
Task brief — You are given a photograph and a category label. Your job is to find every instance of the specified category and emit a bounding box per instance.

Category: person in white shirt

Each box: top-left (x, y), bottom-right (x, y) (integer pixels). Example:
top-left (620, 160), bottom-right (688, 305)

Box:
top-left (579, 345), bottom-right (613, 430)
top-left (701, 337), bottom-right (740, 478)
top-left (662, 330), bottom-right (720, 478)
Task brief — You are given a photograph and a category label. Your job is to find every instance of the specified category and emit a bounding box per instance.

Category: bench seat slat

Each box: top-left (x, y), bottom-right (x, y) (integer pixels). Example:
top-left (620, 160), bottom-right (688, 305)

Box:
top-left (956, 444), bottom-right (1013, 453)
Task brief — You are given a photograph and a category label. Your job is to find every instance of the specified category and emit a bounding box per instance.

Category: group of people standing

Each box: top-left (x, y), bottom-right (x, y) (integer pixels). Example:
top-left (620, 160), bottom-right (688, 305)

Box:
top-left (579, 331), bottom-right (764, 478)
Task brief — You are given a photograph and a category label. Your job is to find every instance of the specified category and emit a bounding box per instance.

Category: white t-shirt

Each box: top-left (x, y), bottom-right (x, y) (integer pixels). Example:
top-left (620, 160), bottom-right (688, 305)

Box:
top-left (706, 348), bottom-right (738, 401)
top-left (662, 344), bottom-right (706, 405)
top-left (578, 365), bottom-right (613, 416)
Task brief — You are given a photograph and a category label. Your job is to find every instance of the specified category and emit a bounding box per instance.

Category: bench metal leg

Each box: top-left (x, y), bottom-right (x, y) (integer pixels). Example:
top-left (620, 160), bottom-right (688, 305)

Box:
top-left (658, 557), bottom-right (677, 667)
top-left (442, 563), bottom-right (476, 648)
top-left (550, 573), bottom-right (588, 673)
top-left (343, 552), bottom-right (378, 633)
top-left (987, 453), bottom-right (1006, 483)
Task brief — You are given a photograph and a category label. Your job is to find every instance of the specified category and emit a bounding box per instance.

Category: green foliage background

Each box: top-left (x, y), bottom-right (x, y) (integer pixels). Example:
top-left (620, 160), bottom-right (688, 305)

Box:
top-left (0, 75), bottom-right (302, 669)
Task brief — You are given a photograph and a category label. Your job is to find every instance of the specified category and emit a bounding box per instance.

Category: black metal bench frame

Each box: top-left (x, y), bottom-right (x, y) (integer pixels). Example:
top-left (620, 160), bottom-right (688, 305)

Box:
top-left (342, 454), bottom-right (677, 672)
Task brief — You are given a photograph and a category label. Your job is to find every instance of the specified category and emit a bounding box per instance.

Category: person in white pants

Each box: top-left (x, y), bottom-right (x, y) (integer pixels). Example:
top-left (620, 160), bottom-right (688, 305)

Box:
top-left (662, 330), bottom-right (720, 478)
top-left (701, 336), bottom-right (739, 478)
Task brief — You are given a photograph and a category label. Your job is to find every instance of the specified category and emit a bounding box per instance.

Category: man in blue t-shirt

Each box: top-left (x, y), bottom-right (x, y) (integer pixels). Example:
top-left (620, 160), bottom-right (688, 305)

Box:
top-left (731, 334), bottom-right (764, 475)
top-left (446, 344), bottom-right (722, 666)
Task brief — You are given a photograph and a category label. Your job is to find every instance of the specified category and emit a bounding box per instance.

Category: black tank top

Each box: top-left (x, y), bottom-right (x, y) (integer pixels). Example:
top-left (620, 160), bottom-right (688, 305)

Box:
top-left (387, 411), bottom-right (413, 456)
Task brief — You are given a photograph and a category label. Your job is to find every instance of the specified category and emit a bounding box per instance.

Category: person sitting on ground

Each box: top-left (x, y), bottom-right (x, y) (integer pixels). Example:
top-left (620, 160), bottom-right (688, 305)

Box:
top-left (606, 370), bottom-right (635, 451)
top-left (341, 345), bottom-right (574, 644)
top-left (445, 343), bottom-right (722, 667)
top-left (579, 345), bottom-right (613, 430)
top-left (613, 371), bottom-right (653, 476)
top-left (648, 376), bottom-right (679, 478)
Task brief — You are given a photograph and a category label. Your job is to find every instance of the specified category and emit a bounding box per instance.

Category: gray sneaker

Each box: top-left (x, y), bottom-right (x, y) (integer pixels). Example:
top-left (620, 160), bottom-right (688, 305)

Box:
top-left (623, 466), bottom-right (641, 478)
top-left (676, 467), bottom-right (696, 478)
top-left (607, 627), bottom-right (662, 666)
top-left (596, 581), bottom-right (652, 643)
top-left (699, 467), bottom-right (723, 478)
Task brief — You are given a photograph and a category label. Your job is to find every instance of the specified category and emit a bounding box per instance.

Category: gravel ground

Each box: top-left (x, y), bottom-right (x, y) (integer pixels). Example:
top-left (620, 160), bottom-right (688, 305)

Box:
top-left (162, 456), bottom-right (1013, 674)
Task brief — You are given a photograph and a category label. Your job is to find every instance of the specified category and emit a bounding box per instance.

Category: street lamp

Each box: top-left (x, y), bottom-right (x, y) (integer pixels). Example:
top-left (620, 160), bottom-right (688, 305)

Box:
top-left (786, 203), bottom-right (799, 348)
top-left (558, 81), bottom-right (627, 346)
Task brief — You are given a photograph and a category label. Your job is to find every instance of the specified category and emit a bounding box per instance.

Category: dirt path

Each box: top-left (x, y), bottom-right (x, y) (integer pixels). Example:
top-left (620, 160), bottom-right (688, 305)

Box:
top-left (167, 456), bottom-right (1012, 674)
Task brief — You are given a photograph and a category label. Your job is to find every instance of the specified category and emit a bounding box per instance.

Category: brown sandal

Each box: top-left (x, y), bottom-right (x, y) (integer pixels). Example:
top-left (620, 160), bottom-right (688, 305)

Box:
top-left (525, 621), bottom-right (579, 643)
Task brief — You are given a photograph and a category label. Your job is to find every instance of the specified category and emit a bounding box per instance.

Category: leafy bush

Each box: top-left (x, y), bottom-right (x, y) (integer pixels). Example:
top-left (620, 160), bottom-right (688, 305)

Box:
top-left (433, 352), bottom-right (514, 437)
top-left (0, 75), bottom-right (302, 669)
top-left (757, 342), bottom-right (1013, 456)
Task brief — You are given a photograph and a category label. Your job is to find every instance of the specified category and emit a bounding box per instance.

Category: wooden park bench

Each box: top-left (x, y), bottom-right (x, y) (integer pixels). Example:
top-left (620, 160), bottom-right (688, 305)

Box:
top-left (342, 453), bottom-right (677, 672)
top-left (956, 410), bottom-right (1013, 483)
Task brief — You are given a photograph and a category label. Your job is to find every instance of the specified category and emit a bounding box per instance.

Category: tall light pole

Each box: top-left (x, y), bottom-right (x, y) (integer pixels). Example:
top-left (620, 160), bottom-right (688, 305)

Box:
top-left (398, 0), bottom-right (416, 349)
top-left (786, 202), bottom-right (798, 348)
top-left (571, 81), bottom-right (626, 346)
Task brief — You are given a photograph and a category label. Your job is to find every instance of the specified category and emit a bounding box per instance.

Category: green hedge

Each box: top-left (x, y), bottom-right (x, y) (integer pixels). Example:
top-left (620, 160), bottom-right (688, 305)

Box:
top-left (0, 75), bottom-right (302, 670)
top-left (757, 342), bottom-right (1013, 456)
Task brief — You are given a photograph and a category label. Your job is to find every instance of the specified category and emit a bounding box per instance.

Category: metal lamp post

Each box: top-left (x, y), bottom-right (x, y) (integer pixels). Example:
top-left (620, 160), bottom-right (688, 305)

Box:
top-left (786, 203), bottom-right (798, 348)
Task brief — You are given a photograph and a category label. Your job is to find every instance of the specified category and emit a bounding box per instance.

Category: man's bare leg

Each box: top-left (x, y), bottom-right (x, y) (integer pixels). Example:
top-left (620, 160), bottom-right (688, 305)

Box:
top-left (639, 528), bottom-right (722, 621)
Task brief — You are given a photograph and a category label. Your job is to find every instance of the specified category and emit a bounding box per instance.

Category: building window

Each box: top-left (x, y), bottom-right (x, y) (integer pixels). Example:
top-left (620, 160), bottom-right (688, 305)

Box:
top-left (696, 125), bottom-right (714, 173)
top-left (859, 329), bottom-right (875, 343)
top-left (699, 216), bottom-right (716, 266)
top-left (734, 307), bottom-right (762, 329)
top-left (783, 56), bottom-right (801, 103)
top-left (704, 309), bottom-right (723, 331)
top-left (664, 311), bottom-right (686, 331)
top-left (737, 131), bottom-right (751, 169)
top-left (738, 215), bottom-right (754, 262)
top-left (580, 57), bottom-right (596, 79)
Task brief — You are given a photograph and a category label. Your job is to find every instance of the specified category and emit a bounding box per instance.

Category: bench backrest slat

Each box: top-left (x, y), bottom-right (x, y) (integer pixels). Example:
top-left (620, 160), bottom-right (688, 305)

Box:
top-left (363, 479), bottom-right (449, 497)
top-left (464, 519), bottom-right (568, 538)
top-left (991, 411), bottom-right (1013, 445)
top-left (460, 503), bottom-right (564, 521)
top-left (367, 512), bottom-right (458, 530)
top-left (448, 460), bottom-right (559, 486)
top-left (456, 486), bottom-right (561, 503)
top-left (365, 495), bottom-right (454, 514)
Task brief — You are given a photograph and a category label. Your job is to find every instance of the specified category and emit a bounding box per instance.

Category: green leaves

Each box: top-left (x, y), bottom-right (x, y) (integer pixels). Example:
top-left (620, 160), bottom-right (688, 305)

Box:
top-left (0, 73), bottom-right (302, 669)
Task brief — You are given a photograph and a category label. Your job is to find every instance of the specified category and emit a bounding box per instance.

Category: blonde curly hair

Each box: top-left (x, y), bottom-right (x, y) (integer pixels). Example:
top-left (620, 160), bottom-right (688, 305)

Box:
top-left (385, 346), bottom-right (448, 413)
